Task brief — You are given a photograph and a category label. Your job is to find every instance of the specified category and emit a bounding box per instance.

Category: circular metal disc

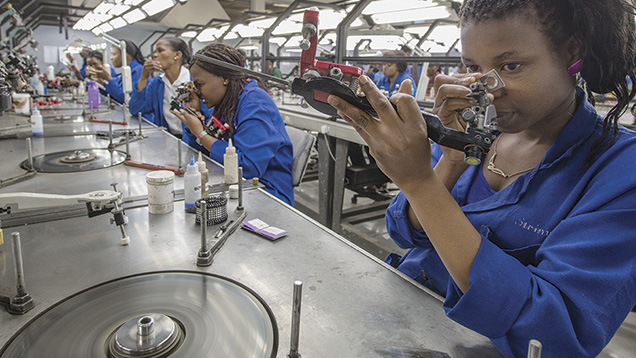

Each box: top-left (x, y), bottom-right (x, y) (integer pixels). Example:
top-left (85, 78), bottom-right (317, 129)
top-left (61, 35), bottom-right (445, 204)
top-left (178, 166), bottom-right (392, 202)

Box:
top-left (0, 271), bottom-right (278, 358)
top-left (20, 149), bottom-right (127, 173)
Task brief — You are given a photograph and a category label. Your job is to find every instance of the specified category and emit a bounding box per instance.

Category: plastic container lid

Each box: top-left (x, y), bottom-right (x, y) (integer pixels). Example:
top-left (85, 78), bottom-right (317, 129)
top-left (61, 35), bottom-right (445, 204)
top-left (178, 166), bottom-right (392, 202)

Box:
top-left (146, 170), bottom-right (175, 184)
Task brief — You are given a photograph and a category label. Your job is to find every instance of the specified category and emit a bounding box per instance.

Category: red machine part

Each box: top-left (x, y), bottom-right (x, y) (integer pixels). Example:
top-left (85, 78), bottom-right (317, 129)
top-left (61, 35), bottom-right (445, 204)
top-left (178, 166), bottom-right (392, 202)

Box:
top-left (299, 9), bottom-right (363, 82)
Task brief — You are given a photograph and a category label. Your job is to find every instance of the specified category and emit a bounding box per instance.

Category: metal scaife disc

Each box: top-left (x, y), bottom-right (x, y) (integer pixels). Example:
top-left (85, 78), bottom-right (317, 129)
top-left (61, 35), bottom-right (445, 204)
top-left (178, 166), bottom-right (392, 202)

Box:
top-left (0, 271), bottom-right (278, 358)
top-left (20, 148), bottom-right (127, 173)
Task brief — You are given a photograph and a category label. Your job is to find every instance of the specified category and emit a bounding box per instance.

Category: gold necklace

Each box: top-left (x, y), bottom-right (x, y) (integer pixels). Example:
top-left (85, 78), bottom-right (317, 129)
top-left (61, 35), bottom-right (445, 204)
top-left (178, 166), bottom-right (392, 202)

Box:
top-left (487, 136), bottom-right (535, 179)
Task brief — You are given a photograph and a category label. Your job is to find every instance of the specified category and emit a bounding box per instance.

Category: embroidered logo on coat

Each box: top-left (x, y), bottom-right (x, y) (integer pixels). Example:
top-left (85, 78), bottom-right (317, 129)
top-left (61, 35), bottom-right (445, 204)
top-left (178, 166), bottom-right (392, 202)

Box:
top-left (514, 218), bottom-right (550, 237)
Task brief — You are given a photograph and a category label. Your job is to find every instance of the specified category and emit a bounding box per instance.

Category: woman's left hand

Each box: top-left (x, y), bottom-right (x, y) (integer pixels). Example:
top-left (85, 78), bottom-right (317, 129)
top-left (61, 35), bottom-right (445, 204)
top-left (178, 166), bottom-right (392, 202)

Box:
top-left (327, 76), bottom-right (434, 192)
top-left (170, 108), bottom-right (205, 134)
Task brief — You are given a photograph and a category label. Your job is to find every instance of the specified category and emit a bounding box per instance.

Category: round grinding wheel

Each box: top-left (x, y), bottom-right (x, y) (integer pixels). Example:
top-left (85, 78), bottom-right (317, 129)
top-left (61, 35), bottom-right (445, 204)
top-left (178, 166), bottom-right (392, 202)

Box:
top-left (0, 271), bottom-right (278, 358)
top-left (20, 148), bottom-right (127, 173)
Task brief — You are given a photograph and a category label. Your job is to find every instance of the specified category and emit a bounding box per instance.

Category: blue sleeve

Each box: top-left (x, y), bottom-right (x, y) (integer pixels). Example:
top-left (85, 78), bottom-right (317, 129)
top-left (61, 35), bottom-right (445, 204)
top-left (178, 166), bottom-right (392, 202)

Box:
top-left (80, 65), bottom-right (86, 80)
top-left (129, 77), bottom-right (154, 119)
top-left (105, 63), bottom-right (142, 104)
top-left (443, 190), bottom-right (636, 357)
top-left (208, 91), bottom-right (284, 182)
top-left (104, 74), bottom-right (125, 104)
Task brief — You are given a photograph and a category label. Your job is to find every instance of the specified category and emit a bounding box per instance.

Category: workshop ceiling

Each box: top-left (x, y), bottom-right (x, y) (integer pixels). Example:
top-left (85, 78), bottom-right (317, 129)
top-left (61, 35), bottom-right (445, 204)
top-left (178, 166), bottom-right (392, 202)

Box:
top-left (5, 0), bottom-right (341, 30)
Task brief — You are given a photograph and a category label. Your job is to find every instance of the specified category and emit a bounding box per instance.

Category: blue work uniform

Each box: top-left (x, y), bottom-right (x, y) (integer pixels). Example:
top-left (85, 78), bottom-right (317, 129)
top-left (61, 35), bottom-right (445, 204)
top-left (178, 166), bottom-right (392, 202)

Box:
top-left (183, 80), bottom-right (294, 205)
top-left (79, 62), bottom-right (87, 80)
top-left (377, 72), bottom-right (416, 97)
top-left (103, 59), bottom-right (143, 104)
top-left (384, 89), bottom-right (636, 357)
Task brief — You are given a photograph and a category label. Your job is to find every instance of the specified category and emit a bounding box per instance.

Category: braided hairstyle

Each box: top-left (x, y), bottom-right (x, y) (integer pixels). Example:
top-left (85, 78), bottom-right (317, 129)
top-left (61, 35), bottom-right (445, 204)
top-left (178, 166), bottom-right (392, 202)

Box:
top-left (189, 43), bottom-right (267, 135)
top-left (460, 0), bottom-right (636, 165)
top-left (161, 37), bottom-right (191, 66)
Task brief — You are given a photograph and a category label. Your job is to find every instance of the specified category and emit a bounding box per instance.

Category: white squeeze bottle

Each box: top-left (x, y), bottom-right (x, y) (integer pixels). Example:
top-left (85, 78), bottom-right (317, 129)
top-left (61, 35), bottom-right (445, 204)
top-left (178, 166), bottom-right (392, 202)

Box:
top-left (196, 152), bottom-right (209, 198)
top-left (184, 155), bottom-right (201, 213)
top-left (31, 105), bottom-right (43, 137)
top-left (224, 139), bottom-right (239, 185)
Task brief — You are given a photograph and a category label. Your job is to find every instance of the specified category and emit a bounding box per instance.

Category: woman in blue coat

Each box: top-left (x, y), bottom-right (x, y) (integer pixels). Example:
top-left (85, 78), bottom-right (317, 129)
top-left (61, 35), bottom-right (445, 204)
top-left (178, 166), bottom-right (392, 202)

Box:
top-left (377, 49), bottom-right (416, 97)
top-left (129, 37), bottom-right (192, 136)
top-left (92, 40), bottom-right (144, 104)
top-left (172, 43), bottom-right (294, 205)
top-left (327, 0), bottom-right (636, 356)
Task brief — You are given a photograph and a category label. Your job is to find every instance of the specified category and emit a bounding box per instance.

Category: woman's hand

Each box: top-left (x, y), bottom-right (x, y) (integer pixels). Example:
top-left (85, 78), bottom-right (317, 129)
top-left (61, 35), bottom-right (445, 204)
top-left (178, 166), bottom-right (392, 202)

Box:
top-left (87, 64), bottom-right (111, 82)
top-left (170, 108), bottom-right (205, 134)
top-left (327, 76), bottom-right (433, 193)
top-left (183, 83), bottom-right (201, 113)
top-left (431, 73), bottom-right (492, 164)
top-left (141, 57), bottom-right (161, 79)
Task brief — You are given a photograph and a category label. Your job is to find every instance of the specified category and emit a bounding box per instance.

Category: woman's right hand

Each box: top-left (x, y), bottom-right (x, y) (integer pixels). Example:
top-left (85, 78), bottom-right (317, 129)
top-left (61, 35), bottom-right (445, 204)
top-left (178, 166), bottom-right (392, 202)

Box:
top-left (141, 57), bottom-right (162, 79)
top-left (431, 73), bottom-right (489, 164)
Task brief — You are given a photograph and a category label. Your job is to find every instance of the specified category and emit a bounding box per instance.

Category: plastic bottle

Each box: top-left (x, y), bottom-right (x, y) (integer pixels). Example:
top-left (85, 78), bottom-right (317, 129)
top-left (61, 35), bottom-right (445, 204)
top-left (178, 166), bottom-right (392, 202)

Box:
top-left (46, 65), bottom-right (55, 82)
top-left (196, 152), bottom-right (209, 198)
top-left (224, 139), bottom-right (239, 185)
top-left (87, 80), bottom-right (99, 109)
top-left (77, 81), bottom-right (86, 97)
top-left (184, 155), bottom-right (201, 213)
top-left (31, 105), bottom-right (43, 137)
top-left (36, 80), bottom-right (45, 96)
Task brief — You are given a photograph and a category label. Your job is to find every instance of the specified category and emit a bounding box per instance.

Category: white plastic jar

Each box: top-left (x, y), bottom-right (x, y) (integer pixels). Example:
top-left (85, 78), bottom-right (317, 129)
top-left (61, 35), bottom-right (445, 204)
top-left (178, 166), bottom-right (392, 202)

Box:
top-left (146, 170), bottom-right (175, 214)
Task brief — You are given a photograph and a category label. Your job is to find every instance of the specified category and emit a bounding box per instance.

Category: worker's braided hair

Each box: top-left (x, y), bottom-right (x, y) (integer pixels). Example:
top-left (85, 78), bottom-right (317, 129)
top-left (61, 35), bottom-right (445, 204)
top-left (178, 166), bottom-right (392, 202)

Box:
top-left (460, 0), bottom-right (636, 166)
top-left (190, 43), bottom-right (267, 135)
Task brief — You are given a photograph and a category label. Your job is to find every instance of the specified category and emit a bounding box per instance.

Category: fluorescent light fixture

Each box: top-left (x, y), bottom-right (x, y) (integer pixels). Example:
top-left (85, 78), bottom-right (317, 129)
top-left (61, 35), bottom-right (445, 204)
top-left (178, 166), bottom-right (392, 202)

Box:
top-left (404, 26), bottom-right (430, 36)
top-left (124, 0), bottom-right (145, 5)
top-left (217, 25), bottom-right (237, 40)
top-left (318, 10), bottom-right (364, 30)
top-left (269, 37), bottom-right (287, 46)
top-left (371, 6), bottom-right (451, 24)
top-left (362, 0), bottom-right (439, 15)
top-left (180, 31), bottom-right (197, 38)
top-left (94, 1), bottom-right (115, 14)
top-left (240, 44), bottom-right (260, 51)
top-left (234, 24), bottom-right (263, 38)
top-left (347, 35), bottom-right (402, 50)
top-left (99, 23), bottom-right (114, 33)
top-left (142, 0), bottom-right (175, 17)
top-left (196, 28), bottom-right (220, 42)
top-left (248, 18), bottom-right (276, 29)
top-left (91, 27), bottom-right (104, 35)
top-left (427, 24), bottom-right (460, 45)
top-left (123, 9), bottom-right (147, 24)
top-left (109, 17), bottom-right (128, 29)
top-left (108, 4), bottom-right (130, 16)
top-left (272, 20), bottom-right (300, 35)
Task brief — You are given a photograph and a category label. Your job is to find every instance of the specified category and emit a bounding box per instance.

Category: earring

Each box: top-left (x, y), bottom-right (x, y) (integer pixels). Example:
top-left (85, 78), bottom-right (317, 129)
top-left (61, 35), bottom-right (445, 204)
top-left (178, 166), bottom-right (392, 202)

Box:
top-left (223, 80), bottom-right (228, 86)
top-left (568, 59), bottom-right (582, 76)
top-left (174, 56), bottom-right (178, 61)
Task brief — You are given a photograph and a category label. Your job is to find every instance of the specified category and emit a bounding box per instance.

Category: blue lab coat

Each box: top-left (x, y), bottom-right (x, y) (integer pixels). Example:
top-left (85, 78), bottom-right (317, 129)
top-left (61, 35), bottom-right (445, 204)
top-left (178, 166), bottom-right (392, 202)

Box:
top-left (183, 80), bottom-right (294, 205)
top-left (385, 89), bottom-right (636, 357)
top-left (103, 59), bottom-right (143, 104)
top-left (377, 72), bottom-right (416, 97)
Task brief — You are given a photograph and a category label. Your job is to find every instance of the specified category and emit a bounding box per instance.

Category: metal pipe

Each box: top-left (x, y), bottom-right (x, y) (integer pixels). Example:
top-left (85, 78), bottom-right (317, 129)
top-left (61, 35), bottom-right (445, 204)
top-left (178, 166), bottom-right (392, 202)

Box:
top-left (125, 131), bottom-right (129, 159)
top-left (288, 280), bottom-right (303, 358)
top-left (177, 139), bottom-right (182, 172)
top-left (237, 167), bottom-right (244, 211)
top-left (527, 339), bottom-right (542, 358)
top-left (199, 199), bottom-right (208, 252)
top-left (26, 137), bottom-right (33, 171)
top-left (137, 112), bottom-right (142, 137)
top-left (11, 232), bottom-right (27, 297)
top-left (108, 118), bottom-right (113, 148)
